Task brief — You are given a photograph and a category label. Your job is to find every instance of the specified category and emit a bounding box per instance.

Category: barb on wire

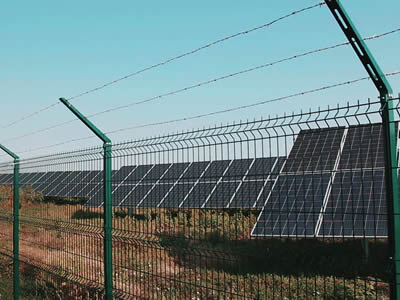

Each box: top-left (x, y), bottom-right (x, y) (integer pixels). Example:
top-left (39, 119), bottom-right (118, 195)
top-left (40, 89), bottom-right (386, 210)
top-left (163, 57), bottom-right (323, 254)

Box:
top-left (1, 102), bottom-right (60, 129)
top-left (7, 70), bottom-right (400, 157)
top-left (67, 2), bottom-right (325, 101)
top-left (2, 27), bottom-right (399, 146)
top-left (80, 28), bottom-right (400, 119)
top-left (0, 2), bottom-right (325, 131)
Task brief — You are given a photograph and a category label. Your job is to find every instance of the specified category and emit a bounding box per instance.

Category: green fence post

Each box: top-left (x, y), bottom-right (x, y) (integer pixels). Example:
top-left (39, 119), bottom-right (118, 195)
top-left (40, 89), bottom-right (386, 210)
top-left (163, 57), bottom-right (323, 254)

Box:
top-left (59, 98), bottom-right (113, 300)
top-left (325, 1), bottom-right (400, 298)
top-left (0, 144), bottom-right (20, 300)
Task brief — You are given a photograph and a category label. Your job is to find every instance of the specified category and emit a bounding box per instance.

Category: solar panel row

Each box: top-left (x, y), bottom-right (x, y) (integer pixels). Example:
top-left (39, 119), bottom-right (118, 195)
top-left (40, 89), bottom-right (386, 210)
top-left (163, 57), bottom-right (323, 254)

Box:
top-left (252, 124), bottom-right (392, 238)
top-left (0, 123), bottom-right (395, 238)
top-left (0, 157), bottom-right (285, 210)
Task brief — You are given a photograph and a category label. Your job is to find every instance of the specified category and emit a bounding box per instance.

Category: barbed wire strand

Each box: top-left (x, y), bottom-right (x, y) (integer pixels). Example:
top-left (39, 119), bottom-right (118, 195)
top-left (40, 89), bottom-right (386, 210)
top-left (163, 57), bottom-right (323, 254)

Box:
top-left (3, 28), bottom-right (398, 145)
top-left (67, 2), bottom-right (326, 101)
top-left (0, 2), bottom-right (325, 130)
top-left (7, 70), bottom-right (400, 158)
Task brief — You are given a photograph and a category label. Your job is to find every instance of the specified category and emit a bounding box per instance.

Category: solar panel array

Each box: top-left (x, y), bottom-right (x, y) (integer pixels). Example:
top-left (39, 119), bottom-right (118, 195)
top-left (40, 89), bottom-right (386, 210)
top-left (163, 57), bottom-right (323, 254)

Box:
top-left (252, 123), bottom-right (394, 238)
top-left (252, 127), bottom-right (345, 236)
top-left (1, 157), bottom-right (285, 210)
top-left (0, 123), bottom-right (395, 238)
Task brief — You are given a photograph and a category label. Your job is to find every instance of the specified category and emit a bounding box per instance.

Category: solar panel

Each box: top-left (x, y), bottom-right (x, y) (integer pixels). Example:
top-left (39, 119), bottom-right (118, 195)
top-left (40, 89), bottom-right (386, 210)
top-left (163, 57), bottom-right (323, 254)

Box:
top-left (119, 184), bottom-right (154, 207)
top-left (75, 171), bottom-right (101, 198)
top-left (124, 165), bottom-right (154, 183)
top-left (142, 164), bottom-right (171, 182)
top-left (254, 180), bottom-right (276, 208)
top-left (47, 171), bottom-right (77, 196)
top-left (204, 181), bottom-right (240, 208)
top-left (67, 171), bottom-right (93, 197)
top-left (252, 173), bottom-right (331, 236)
top-left (245, 157), bottom-right (277, 180)
top-left (2, 173), bottom-right (14, 184)
top-left (160, 163), bottom-right (190, 182)
top-left (158, 183), bottom-right (195, 208)
top-left (113, 166), bottom-right (136, 183)
top-left (0, 174), bottom-right (8, 184)
top-left (112, 165), bottom-right (153, 206)
top-left (32, 172), bottom-right (54, 191)
top-left (180, 161), bottom-right (210, 181)
top-left (283, 128), bottom-right (345, 173)
top-left (228, 181), bottom-right (265, 208)
top-left (40, 172), bottom-right (66, 195)
top-left (200, 160), bottom-right (230, 182)
top-left (181, 182), bottom-right (216, 208)
top-left (318, 169), bottom-right (387, 237)
top-left (139, 183), bottom-right (174, 208)
top-left (338, 124), bottom-right (384, 170)
top-left (222, 159), bottom-right (253, 179)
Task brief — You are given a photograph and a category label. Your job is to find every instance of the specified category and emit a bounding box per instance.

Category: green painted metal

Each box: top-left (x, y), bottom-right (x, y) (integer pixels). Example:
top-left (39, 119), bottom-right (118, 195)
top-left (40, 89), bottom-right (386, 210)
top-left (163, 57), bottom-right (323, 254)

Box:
top-left (325, 0), bottom-right (392, 95)
top-left (0, 144), bottom-right (20, 300)
top-left (59, 98), bottom-right (111, 144)
top-left (103, 142), bottom-right (113, 299)
top-left (325, 1), bottom-right (399, 299)
top-left (59, 98), bottom-right (113, 300)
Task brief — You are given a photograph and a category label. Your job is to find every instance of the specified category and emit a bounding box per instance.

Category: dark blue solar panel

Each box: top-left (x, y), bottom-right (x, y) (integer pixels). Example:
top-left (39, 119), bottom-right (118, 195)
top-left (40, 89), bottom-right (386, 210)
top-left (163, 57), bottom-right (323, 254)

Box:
top-left (120, 184), bottom-right (154, 207)
top-left (253, 173), bottom-right (331, 236)
top-left (125, 165), bottom-right (153, 183)
top-left (204, 181), bottom-right (240, 208)
top-left (200, 160), bottom-right (230, 182)
top-left (245, 157), bottom-right (277, 180)
top-left (142, 164), bottom-right (171, 181)
top-left (181, 182), bottom-right (216, 208)
top-left (139, 184), bottom-right (174, 208)
top-left (338, 124), bottom-right (384, 170)
top-left (318, 170), bottom-right (387, 237)
top-left (229, 181), bottom-right (265, 208)
top-left (180, 161), bottom-right (210, 181)
top-left (160, 163), bottom-right (189, 182)
top-left (222, 159), bottom-right (253, 179)
top-left (254, 180), bottom-right (275, 208)
top-left (283, 128), bottom-right (345, 173)
top-left (159, 183), bottom-right (195, 208)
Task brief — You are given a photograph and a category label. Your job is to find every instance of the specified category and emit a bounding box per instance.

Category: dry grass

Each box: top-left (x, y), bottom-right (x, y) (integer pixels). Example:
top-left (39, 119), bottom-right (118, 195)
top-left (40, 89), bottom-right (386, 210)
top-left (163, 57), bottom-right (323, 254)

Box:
top-left (0, 185), bottom-right (391, 299)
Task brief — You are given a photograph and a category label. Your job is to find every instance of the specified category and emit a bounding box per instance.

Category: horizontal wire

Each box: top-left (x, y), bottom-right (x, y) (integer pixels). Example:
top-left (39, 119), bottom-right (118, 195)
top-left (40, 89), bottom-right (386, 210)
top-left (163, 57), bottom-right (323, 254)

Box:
top-left (0, 2), bottom-right (325, 131)
top-left (1, 102), bottom-right (60, 129)
top-left (84, 28), bottom-right (400, 119)
top-left (9, 71), bottom-right (400, 158)
top-left (3, 28), bottom-right (398, 146)
top-left (67, 2), bottom-right (325, 101)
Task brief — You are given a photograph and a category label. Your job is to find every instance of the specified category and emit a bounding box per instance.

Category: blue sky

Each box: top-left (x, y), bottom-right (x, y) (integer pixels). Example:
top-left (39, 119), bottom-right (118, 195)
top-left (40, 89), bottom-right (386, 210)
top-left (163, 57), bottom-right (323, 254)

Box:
top-left (0, 0), bottom-right (399, 161)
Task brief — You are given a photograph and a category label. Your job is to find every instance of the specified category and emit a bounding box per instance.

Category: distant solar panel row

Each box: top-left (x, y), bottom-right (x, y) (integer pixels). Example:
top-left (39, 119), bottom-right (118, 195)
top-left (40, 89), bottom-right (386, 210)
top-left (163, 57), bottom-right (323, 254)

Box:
top-left (0, 157), bottom-right (285, 210)
top-left (0, 123), bottom-right (395, 238)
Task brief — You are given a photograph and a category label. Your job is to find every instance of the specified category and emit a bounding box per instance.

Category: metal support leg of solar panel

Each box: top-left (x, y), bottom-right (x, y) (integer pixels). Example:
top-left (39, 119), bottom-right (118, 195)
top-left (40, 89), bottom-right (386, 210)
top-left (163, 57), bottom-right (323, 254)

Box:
top-left (325, 1), bottom-right (400, 298)
top-left (59, 98), bottom-right (113, 300)
top-left (0, 144), bottom-right (20, 300)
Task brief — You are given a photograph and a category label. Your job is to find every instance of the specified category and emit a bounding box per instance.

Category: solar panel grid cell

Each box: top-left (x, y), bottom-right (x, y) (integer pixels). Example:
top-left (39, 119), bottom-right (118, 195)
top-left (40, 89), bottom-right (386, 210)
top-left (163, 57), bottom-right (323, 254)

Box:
top-left (319, 169), bottom-right (387, 237)
top-left (283, 128), bottom-right (344, 173)
top-left (181, 182), bottom-right (216, 208)
top-left (139, 183), bottom-right (174, 208)
top-left (159, 183), bottom-right (195, 208)
top-left (253, 173), bottom-right (331, 236)
top-left (229, 181), bottom-right (265, 208)
top-left (205, 181), bottom-right (241, 208)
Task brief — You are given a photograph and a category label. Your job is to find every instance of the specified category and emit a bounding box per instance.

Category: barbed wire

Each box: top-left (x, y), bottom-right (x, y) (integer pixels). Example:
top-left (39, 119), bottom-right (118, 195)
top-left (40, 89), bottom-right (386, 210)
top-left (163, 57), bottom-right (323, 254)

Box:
top-left (2, 27), bottom-right (398, 145)
top-left (67, 2), bottom-right (325, 101)
top-left (6, 70), bottom-right (399, 158)
top-left (0, 2), bottom-right (325, 131)
top-left (1, 102), bottom-right (60, 129)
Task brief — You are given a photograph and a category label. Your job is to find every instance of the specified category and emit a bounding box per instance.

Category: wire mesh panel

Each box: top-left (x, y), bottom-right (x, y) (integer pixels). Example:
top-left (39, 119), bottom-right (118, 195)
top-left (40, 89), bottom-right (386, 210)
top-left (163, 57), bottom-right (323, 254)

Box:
top-left (0, 99), bottom-right (399, 299)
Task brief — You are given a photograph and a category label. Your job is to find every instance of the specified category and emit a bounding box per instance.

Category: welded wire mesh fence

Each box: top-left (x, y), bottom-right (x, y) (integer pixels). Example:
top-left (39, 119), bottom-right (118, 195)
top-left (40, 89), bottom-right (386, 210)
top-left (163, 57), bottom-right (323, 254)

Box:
top-left (0, 98), bottom-right (399, 299)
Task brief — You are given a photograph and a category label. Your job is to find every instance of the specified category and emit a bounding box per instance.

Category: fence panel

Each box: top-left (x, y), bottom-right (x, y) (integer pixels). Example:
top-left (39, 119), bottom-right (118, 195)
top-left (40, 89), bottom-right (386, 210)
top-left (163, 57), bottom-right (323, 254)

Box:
top-left (0, 98), bottom-right (398, 299)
